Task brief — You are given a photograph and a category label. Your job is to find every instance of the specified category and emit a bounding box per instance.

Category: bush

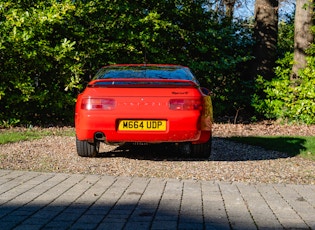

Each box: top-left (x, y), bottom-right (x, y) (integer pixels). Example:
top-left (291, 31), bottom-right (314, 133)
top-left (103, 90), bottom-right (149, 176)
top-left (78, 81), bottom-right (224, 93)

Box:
top-left (0, 1), bottom-right (82, 126)
top-left (252, 50), bottom-right (315, 124)
top-left (0, 1), bottom-right (254, 126)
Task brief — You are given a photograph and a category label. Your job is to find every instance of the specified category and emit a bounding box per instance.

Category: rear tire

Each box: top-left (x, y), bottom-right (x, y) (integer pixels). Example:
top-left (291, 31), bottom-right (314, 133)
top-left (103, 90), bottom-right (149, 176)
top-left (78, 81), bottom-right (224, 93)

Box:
top-left (178, 142), bottom-right (192, 156)
top-left (192, 138), bottom-right (212, 158)
top-left (76, 137), bottom-right (100, 157)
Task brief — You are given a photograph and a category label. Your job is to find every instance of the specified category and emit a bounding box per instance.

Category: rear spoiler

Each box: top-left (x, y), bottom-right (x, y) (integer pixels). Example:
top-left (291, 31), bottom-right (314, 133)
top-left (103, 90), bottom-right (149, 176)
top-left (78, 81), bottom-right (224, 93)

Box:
top-left (87, 79), bottom-right (199, 88)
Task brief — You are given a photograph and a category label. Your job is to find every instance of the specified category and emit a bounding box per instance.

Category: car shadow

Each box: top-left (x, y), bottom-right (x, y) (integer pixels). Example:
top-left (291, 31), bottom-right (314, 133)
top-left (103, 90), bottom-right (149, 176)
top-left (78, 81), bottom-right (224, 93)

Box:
top-left (210, 137), bottom-right (305, 161)
top-left (98, 137), bottom-right (306, 161)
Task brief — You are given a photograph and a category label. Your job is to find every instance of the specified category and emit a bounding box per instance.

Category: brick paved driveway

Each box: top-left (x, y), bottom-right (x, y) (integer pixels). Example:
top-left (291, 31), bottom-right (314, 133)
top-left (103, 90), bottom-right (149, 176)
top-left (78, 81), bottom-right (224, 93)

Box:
top-left (0, 170), bottom-right (314, 229)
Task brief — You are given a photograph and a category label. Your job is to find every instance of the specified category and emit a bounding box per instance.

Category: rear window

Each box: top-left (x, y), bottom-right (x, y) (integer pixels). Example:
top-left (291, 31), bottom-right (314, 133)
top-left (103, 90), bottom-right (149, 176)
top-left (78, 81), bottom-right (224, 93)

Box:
top-left (94, 65), bottom-right (198, 83)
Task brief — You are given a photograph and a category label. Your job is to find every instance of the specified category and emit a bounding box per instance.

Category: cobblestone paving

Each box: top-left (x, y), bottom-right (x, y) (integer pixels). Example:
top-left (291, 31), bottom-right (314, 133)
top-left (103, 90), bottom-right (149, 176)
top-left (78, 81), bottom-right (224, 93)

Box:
top-left (0, 170), bottom-right (314, 230)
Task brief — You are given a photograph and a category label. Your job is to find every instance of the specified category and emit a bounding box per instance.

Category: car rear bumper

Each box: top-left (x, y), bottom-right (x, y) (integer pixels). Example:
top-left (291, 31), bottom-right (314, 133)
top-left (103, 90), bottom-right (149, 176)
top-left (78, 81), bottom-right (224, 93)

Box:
top-left (76, 128), bottom-right (202, 143)
top-left (75, 112), bottom-right (207, 143)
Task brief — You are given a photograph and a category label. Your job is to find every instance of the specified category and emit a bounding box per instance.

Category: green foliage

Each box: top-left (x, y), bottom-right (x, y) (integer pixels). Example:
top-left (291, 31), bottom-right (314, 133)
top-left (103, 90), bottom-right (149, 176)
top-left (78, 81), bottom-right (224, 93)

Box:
top-left (0, 118), bottom-right (20, 128)
top-left (252, 17), bottom-right (315, 125)
top-left (0, 0), bottom-right (254, 126)
top-left (253, 50), bottom-right (315, 124)
top-left (0, 0), bottom-right (80, 125)
top-left (187, 19), bottom-right (255, 121)
top-left (277, 17), bottom-right (294, 57)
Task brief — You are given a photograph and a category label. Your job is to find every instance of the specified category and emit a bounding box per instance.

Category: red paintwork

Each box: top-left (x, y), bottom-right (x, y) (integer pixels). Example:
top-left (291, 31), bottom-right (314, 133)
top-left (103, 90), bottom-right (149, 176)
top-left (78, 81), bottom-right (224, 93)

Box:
top-left (75, 64), bottom-right (212, 144)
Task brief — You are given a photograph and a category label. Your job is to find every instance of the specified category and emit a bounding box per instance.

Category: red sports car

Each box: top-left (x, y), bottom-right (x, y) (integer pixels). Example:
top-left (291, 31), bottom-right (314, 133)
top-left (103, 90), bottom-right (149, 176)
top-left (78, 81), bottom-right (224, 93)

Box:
top-left (75, 64), bottom-right (213, 157)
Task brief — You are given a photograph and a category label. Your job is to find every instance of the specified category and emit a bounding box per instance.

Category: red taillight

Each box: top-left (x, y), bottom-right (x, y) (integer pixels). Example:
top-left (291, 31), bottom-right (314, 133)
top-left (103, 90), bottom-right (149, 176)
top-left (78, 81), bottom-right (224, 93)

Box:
top-left (81, 98), bottom-right (116, 110)
top-left (169, 99), bottom-right (202, 110)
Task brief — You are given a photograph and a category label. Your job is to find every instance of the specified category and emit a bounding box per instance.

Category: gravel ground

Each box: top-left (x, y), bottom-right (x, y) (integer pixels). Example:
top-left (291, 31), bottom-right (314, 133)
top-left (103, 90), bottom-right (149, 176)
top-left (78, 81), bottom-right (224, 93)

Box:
top-left (0, 123), bottom-right (314, 184)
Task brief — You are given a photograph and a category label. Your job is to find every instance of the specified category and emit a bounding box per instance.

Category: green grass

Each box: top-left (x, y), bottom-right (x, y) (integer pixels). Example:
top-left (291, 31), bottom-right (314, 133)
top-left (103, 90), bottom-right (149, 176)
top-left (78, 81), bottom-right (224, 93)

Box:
top-left (229, 136), bottom-right (315, 160)
top-left (0, 127), bottom-right (75, 145)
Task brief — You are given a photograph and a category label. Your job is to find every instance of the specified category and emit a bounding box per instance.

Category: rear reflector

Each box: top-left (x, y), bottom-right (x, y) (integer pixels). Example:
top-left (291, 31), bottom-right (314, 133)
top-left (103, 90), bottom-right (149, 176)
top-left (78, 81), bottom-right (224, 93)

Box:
top-left (169, 99), bottom-right (202, 110)
top-left (81, 98), bottom-right (116, 110)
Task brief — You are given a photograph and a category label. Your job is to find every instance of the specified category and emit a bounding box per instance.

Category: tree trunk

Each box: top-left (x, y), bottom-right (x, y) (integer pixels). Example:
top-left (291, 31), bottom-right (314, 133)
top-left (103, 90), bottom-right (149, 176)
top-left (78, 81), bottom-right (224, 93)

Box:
top-left (291, 0), bottom-right (314, 79)
top-left (252, 0), bottom-right (279, 80)
top-left (223, 0), bottom-right (236, 18)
